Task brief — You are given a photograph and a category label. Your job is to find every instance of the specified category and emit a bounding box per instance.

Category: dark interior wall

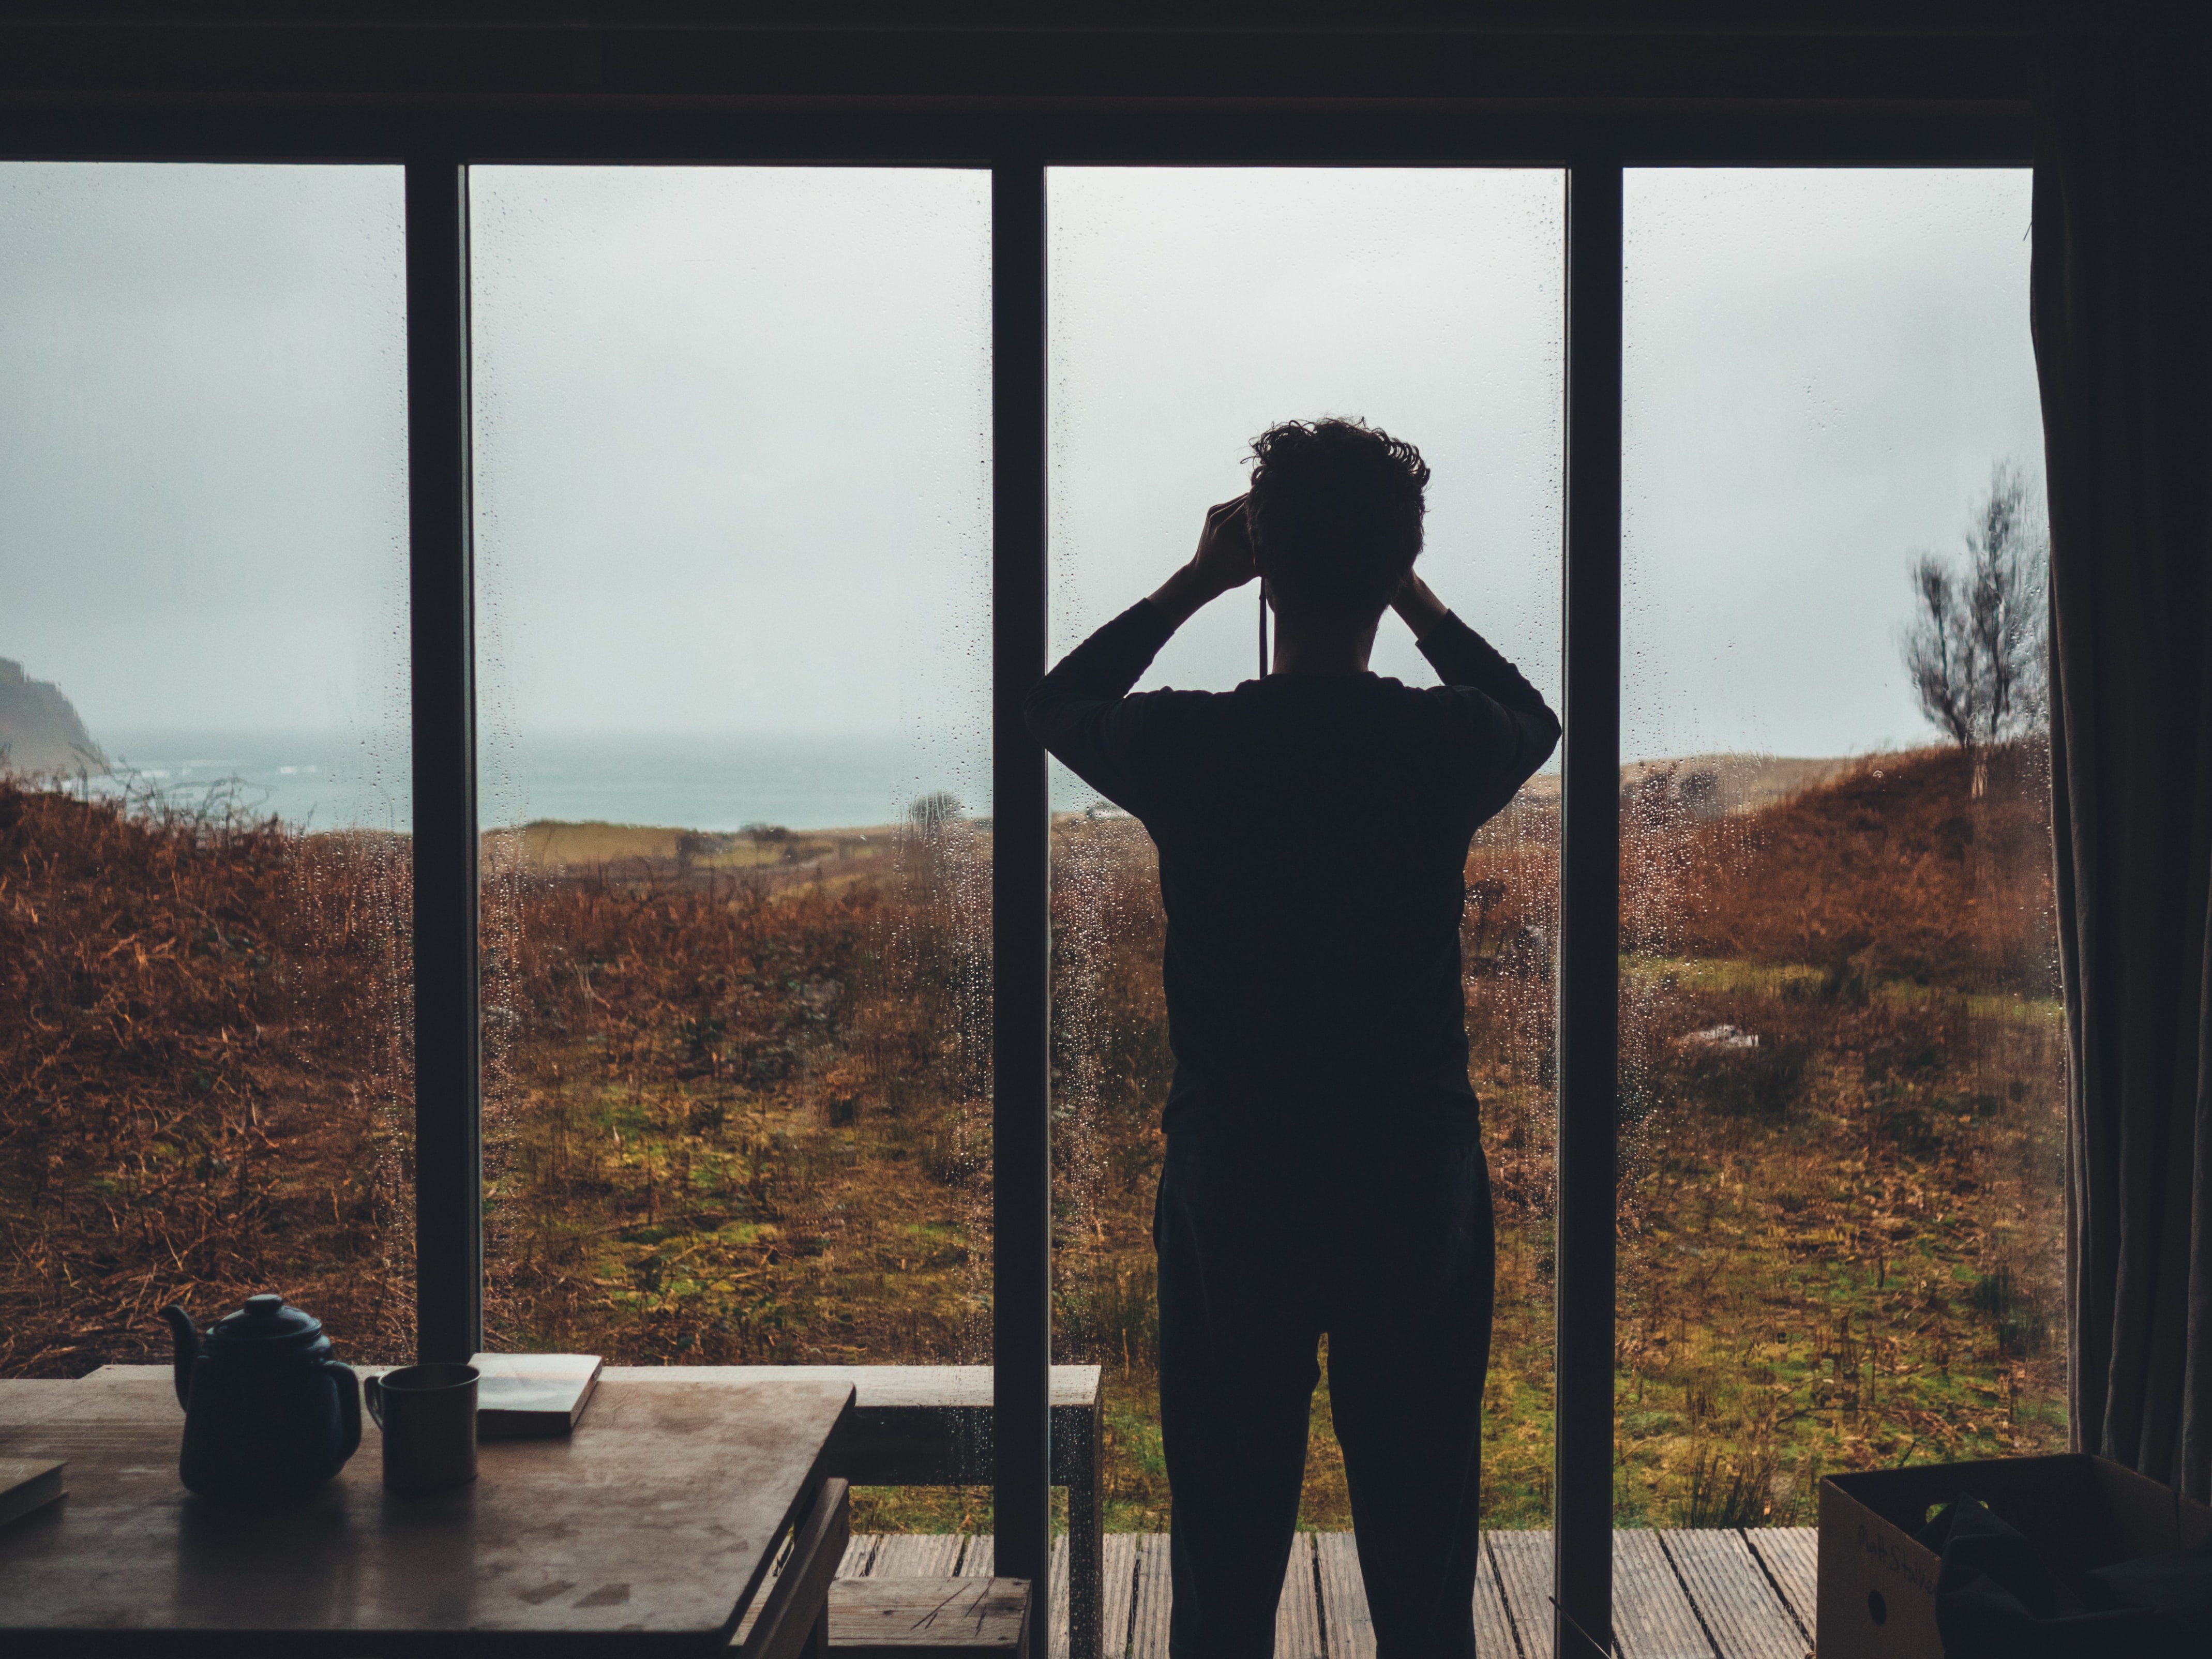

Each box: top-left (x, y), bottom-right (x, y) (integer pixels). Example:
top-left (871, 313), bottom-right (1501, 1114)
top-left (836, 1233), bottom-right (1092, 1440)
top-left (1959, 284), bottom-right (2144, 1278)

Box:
top-left (0, 3), bottom-right (2061, 116)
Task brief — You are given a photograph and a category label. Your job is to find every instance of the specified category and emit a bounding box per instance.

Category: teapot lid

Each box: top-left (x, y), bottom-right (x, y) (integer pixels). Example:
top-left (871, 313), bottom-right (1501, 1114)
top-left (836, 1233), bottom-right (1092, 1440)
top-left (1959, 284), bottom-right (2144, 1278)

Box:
top-left (204, 1294), bottom-right (328, 1357)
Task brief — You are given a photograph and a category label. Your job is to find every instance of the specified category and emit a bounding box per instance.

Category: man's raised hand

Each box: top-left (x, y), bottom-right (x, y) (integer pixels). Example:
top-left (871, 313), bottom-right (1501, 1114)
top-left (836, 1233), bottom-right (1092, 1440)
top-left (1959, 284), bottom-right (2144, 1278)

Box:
top-left (1390, 568), bottom-right (1449, 643)
top-left (1149, 494), bottom-right (1256, 628)
top-left (1190, 495), bottom-right (1257, 596)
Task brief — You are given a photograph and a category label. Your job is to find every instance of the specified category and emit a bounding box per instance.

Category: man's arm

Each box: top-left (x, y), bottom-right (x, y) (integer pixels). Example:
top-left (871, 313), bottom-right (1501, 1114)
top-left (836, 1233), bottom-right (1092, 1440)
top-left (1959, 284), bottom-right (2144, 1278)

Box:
top-left (1023, 497), bottom-right (1253, 815)
top-left (1393, 570), bottom-right (1562, 818)
top-left (1022, 601), bottom-right (1179, 815)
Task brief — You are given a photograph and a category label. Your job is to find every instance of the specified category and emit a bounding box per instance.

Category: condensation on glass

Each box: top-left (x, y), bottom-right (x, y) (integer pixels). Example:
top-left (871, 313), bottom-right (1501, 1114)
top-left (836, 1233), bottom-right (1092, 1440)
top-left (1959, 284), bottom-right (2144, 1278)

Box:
top-left (1618, 169), bottom-right (2060, 1528)
top-left (1046, 167), bottom-right (1566, 1530)
top-left (467, 170), bottom-right (993, 1436)
top-left (0, 163), bottom-right (415, 1369)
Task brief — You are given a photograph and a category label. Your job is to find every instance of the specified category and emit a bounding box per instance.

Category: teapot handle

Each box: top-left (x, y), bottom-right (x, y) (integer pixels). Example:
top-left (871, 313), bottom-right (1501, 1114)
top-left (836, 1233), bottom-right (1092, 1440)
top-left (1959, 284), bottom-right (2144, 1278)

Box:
top-left (326, 1361), bottom-right (362, 1460)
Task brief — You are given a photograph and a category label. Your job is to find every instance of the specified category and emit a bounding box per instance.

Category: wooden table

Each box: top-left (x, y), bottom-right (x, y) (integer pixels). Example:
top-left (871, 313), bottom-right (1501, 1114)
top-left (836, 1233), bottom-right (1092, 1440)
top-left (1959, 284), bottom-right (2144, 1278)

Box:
top-left (0, 1367), bottom-right (852, 1657)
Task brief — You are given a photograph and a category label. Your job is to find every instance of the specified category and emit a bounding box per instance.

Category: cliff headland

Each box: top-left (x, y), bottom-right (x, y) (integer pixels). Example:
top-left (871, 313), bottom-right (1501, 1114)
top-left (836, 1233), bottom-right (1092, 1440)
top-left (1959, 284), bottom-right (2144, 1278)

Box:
top-left (0, 659), bottom-right (104, 777)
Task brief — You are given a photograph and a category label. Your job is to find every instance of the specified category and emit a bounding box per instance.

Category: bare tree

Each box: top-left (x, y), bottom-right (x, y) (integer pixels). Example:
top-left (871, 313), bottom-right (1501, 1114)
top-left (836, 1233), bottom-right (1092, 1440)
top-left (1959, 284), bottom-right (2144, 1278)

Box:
top-left (908, 790), bottom-right (964, 835)
top-left (1902, 461), bottom-right (2048, 793)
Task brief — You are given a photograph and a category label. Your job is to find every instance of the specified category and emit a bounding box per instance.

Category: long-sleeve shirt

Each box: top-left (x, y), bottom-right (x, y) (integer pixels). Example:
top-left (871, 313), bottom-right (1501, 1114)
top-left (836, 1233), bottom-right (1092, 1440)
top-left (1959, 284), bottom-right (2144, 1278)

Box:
top-left (1026, 600), bottom-right (1560, 1125)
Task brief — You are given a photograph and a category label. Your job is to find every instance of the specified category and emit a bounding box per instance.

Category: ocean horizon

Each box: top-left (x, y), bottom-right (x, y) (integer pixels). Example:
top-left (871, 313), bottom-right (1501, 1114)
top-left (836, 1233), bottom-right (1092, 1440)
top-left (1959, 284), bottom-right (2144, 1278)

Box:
top-left (47, 727), bottom-right (1727, 838)
top-left (79, 727), bottom-right (1039, 835)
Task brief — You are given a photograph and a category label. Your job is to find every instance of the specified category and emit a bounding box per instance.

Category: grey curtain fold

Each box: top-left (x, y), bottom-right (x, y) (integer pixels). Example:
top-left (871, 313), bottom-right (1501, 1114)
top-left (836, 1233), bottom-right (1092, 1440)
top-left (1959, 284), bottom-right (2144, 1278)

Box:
top-left (2031, 24), bottom-right (2212, 1502)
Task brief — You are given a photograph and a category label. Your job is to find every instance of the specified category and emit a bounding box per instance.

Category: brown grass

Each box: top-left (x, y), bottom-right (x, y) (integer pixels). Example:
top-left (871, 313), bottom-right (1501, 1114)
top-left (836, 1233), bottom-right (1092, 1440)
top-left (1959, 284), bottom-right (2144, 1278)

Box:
top-left (0, 785), bottom-right (413, 1373)
top-left (0, 736), bottom-right (2066, 1532)
top-left (476, 825), bottom-right (994, 1371)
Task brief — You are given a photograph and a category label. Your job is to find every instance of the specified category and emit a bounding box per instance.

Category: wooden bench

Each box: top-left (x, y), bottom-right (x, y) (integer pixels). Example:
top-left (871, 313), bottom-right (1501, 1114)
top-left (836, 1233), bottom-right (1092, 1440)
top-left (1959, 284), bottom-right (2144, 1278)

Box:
top-left (658, 1367), bottom-right (1104, 1659)
top-left (732, 1480), bottom-right (1028, 1658)
top-left (831, 1577), bottom-right (1032, 1658)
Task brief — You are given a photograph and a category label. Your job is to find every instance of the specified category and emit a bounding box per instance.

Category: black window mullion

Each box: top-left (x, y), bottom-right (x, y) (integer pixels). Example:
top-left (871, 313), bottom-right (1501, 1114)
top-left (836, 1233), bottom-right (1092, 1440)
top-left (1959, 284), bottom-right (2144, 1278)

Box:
top-left (991, 151), bottom-right (1053, 1659)
top-left (1556, 153), bottom-right (1624, 1659)
top-left (404, 151), bottom-right (484, 1366)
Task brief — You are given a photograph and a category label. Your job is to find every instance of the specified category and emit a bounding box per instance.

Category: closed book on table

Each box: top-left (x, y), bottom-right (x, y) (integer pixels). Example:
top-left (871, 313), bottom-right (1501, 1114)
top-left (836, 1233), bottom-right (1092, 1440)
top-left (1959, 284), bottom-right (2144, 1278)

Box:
top-left (0, 1459), bottom-right (65, 1529)
top-left (468, 1353), bottom-right (603, 1439)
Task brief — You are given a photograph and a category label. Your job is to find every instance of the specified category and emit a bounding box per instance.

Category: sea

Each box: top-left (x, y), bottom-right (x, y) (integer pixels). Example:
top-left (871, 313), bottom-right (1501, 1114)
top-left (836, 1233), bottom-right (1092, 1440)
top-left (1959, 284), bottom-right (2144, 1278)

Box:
top-left (73, 728), bottom-right (1097, 835)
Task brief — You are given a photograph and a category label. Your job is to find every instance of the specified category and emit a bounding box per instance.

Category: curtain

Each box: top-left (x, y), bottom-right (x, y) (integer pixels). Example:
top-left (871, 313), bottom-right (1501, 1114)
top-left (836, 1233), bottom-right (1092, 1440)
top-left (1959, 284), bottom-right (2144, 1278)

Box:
top-left (2032, 22), bottom-right (2212, 1502)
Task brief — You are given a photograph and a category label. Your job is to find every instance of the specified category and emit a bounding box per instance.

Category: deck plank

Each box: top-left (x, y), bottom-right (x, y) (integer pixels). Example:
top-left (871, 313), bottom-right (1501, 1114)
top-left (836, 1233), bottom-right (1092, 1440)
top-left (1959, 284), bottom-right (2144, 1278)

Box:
top-left (1128, 1535), bottom-right (1172, 1659)
top-left (1273, 1534), bottom-right (1322, 1659)
top-left (1101, 1532), bottom-right (1138, 1659)
top-left (1660, 1532), bottom-right (1804, 1659)
top-left (834, 1530), bottom-right (1807, 1659)
top-left (1611, 1531), bottom-right (1715, 1659)
top-left (870, 1533), bottom-right (967, 1578)
top-left (1047, 1535), bottom-right (1072, 1659)
top-left (1487, 1530), bottom-right (1554, 1659)
top-left (1314, 1529), bottom-right (1518, 1656)
top-left (1742, 1530), bottom-right (1816, 1645)
top-left (1473, 1537), bottom-right (1521, 1658)
top-left (1314, 1532), bottom-right (1374, 1659)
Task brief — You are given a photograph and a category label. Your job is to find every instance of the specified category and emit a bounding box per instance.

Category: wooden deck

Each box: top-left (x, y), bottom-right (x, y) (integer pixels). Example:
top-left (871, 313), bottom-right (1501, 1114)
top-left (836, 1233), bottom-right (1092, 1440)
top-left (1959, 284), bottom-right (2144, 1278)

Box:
top-left (839, 1529), bottom-right (1815, 1659)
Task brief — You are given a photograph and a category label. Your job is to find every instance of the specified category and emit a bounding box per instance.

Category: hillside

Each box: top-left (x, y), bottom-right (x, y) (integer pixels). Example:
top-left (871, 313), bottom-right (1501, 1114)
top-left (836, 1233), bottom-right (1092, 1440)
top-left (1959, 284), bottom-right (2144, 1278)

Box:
top-left (0, 783), bottom-right (411, 1374)
top-left (1624, 740), bottom-right (2056, 994)
top-left (0, 659), bottom-right (104, 778)
top-left (1516, 752), bottom-right (1858, 821)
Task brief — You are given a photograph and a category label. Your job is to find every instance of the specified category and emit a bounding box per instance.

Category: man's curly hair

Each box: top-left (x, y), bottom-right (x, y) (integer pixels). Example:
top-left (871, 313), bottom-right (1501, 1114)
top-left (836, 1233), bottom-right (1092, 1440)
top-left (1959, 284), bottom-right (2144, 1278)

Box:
top-left (1246, 416), bottom-right (1430, 626)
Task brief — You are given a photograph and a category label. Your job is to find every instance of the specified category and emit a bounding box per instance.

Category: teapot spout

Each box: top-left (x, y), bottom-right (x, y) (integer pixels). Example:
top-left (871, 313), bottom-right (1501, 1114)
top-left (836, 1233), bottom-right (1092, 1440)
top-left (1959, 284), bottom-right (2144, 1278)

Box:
top-left (158, 1304), bottom-right (200, 1409)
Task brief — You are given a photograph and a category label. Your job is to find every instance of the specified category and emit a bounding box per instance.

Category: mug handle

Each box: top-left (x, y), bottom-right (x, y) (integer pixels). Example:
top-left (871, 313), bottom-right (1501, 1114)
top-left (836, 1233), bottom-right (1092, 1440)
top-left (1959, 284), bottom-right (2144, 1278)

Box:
top-left (364, 1371), bottom-right (385, 1431)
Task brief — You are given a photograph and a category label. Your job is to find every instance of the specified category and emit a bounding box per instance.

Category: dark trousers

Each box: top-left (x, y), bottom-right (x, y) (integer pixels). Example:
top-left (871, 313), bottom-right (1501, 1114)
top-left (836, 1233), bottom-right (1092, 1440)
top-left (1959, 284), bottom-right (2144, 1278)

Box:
top-left (1154, 1106), bottom-right (1497, 1659)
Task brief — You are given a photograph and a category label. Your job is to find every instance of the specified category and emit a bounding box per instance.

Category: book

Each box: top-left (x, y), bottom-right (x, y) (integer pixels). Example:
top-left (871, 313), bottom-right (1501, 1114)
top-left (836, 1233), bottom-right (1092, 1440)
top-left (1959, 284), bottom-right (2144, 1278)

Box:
top-left (0, 1459), bottom-right (65, 1530)
top-left (469, 1353), bottom-right (603, 1439)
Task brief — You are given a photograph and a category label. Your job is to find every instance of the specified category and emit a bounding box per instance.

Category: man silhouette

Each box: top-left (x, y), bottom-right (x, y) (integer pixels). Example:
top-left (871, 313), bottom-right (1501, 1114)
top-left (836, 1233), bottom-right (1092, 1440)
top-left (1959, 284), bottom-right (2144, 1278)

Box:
top-left (1027, 418), bottom-right (1559, 1659)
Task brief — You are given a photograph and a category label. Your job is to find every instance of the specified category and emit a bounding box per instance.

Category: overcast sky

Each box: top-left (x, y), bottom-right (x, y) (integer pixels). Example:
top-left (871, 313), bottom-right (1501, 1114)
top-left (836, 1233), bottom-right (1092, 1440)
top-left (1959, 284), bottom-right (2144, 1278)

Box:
top-left (1621, 168), bottom-right (2039, 760)
top-left (1049, 167), bottom-right (1566, 715)
top-left (470, 164), bottom-right (993, 761)
top-left (1, 161), bottom-right (2037, 800)
top-left (0, 164), bottom-right (410, 743)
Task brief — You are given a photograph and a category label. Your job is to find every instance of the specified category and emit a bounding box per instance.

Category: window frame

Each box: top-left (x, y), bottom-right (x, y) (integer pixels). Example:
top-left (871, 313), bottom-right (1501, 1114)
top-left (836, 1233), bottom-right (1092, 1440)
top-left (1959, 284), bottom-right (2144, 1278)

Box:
top-left (0, 103), bottom-right (2036, 1659)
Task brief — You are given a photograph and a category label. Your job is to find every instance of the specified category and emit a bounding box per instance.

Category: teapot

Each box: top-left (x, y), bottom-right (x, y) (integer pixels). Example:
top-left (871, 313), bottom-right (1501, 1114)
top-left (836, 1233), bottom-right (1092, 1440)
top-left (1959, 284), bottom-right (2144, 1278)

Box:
top-left (160, 1294), bottom-right (362, 1506)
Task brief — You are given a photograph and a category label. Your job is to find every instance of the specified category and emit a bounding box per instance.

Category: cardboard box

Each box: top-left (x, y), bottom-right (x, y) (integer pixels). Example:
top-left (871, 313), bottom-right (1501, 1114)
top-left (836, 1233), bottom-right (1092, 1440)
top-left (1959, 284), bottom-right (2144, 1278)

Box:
top-left (1818, 1453), bottom-right (2212, 1658)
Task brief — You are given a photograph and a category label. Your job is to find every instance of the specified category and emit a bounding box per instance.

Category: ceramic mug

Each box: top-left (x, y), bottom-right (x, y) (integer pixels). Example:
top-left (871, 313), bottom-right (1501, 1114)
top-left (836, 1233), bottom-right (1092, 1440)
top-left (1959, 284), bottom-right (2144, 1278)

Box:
top-left (365, 1363), bottom-right (478, 1494)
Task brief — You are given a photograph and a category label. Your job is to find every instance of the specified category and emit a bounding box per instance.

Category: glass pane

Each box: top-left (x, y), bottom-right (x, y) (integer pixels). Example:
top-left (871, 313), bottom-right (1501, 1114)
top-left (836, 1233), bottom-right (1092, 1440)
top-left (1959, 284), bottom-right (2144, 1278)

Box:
top-left (471, 169), bottom-right (992, 1520)
top-left (1619, 170), bottom-right (2060, 1529)
top-left (1047, 167), bottom-right (1565, 1533)
top-left (0, 163), bottom-right (413, 1372)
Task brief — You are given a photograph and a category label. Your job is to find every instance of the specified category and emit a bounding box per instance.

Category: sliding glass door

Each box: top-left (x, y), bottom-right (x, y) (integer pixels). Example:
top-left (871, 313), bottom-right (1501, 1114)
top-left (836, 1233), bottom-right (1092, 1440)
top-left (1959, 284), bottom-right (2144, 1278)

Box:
top-left (0, 161), bottom-right (414, 1365)
top-left (0, 119), bottom-right (2051, 1659)
top-left (1617, 170), bottom-right (2059, 1543)
top-left (467, 165), bottom-right (995, 1525)
top-left (1045, 167), bottom-right (1567, 1565)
